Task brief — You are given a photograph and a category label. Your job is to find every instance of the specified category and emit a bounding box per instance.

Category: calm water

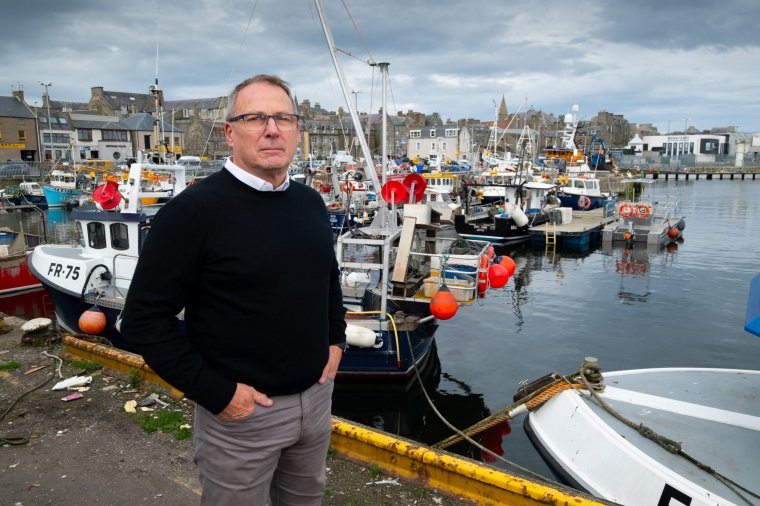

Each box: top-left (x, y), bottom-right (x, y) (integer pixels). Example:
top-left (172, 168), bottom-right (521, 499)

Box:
top-left (4, 179), bottom-right (760, 481)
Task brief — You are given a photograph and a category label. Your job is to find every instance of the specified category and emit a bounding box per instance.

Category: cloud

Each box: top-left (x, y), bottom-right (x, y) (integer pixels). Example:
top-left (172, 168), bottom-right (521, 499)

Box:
top-left (2, 0), bottom-right (758, 132)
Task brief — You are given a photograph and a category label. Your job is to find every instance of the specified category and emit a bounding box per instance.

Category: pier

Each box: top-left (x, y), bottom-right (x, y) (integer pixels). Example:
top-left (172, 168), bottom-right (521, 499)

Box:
top-left (528, 207), bottom-right (616, 248)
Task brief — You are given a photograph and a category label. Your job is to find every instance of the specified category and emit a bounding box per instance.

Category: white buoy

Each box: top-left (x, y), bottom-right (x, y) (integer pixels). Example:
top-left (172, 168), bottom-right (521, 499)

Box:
top-left (345, 324), bottom-right (376, 348)
top-left (510, 204), bottom-right (529, 227)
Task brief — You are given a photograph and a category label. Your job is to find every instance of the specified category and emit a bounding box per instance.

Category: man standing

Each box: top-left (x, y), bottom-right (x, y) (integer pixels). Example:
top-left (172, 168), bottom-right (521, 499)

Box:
top-left (120, 74), bottom-right (347, 505)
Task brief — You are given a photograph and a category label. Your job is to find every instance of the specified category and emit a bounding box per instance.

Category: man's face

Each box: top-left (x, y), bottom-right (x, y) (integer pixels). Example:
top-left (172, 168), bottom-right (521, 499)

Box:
top-left (224, 81), bottom-right (299, 182)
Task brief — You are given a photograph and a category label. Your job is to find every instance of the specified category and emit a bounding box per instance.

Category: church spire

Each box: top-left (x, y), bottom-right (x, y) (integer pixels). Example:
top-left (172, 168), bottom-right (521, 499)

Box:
top-left (498, 95), bottom-right (508, 123)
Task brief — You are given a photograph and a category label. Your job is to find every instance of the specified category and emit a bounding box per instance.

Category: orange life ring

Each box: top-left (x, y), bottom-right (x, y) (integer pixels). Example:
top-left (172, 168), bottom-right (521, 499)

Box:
top-left (578, 195), bottom-right (591, 210)
top-left (618, 203), bottom-right (634, 217)
top-left (477, 255), bottom-right (488, 298)
top-left (635, 204), bottom-right (652, 219)
top-left (341, 181), bottom-right (356, 193)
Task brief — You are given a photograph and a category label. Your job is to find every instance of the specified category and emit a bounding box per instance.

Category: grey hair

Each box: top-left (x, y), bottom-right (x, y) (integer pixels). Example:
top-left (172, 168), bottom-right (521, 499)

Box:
top-left (224, 75), bottom-right (297, 121)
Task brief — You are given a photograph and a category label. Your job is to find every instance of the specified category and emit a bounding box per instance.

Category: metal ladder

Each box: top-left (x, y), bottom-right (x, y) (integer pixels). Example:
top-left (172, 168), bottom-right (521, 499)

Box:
top-left (545, 221), bottom-right (557, 252)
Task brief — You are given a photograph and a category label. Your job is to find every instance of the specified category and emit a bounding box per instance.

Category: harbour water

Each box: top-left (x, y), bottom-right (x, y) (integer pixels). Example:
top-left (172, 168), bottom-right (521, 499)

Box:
top-left (3, 178), bottom-right (760, 483)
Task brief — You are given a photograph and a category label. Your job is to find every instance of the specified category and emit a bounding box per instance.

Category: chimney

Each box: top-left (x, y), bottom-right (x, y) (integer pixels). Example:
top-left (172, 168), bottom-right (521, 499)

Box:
top-left (12, 90), bottom-right (25, 102)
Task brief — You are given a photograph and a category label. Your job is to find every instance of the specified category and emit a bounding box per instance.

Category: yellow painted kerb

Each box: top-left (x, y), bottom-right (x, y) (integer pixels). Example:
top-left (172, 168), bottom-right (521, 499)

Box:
top-left (331, 418), bottom-right (610, 506)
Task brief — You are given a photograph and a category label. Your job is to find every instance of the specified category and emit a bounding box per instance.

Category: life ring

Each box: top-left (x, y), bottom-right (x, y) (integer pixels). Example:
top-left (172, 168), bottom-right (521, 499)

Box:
top-left (477, 255), bottom-right (488, 299)
top-left (618, 203), bottom-right (634, 217)
top-left (340, 181), bottom-right (355, 193)
top-left (635, 204), bottom-right (652, 219)
top-left (578, 195), bottom-right (591, 210)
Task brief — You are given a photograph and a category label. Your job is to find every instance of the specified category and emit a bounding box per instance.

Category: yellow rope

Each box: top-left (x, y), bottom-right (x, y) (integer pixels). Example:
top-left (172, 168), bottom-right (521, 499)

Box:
top-left (435, 380), bottom-right (584, 449)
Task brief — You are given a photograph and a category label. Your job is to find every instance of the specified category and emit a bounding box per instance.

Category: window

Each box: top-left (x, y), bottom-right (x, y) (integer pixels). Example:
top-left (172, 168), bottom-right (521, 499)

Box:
top-left (76, 222), bottom-right (85, 248)
top-left (442, 142), bottom-right (448, 150)
top-left (18, 130), bottom-right (26, 141)
top-left (409, 130), bottom-right (421, 139)
top-left (44, 133), bottom-right (70, 143)
top-left (429, 130), bottom-right (436, 138)
top-left (416, 142), bottom-right (421, 149)
top-left (78, 129), bottom-right (93, 141)
top-left (87, 222), bottom-right (107, 249)
top-left (102, 130), bottom-right (127, 141)
top-left (445, 129), bottom-right (457, 137)
top-left (110, 223), bottom-right (129, 250)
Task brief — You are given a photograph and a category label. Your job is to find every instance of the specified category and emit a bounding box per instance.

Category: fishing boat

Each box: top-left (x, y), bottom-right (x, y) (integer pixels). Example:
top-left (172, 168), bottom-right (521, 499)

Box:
top-left (312, 6), bottom-right (495, 377)
top-left (521, 361), bottom-right (760, 506)
top-left (602, 178), bottom-right (685, 246)
top-left (42, 168), bottom-right (85, 208)
top-left (0, 217), bottom-right (45, 294)
top-left (556, 175), bottom-right (617, 211)
top-left (28, 161), bottom-right (187, 350)
top-left (454, 179), bottom-right (559, 244)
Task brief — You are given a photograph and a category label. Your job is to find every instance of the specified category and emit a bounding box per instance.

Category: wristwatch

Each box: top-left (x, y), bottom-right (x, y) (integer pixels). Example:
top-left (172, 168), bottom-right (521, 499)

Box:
top-left (333, 342), bottom-right (347, 351)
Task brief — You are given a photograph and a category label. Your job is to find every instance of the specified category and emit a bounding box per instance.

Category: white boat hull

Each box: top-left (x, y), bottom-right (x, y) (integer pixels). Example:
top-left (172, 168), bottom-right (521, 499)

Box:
top-left (525, 368), bottom-right (760, 506)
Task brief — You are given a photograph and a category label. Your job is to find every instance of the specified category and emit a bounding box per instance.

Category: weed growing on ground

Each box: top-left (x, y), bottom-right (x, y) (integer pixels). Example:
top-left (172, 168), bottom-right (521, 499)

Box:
top-left (0, 360), bottom-right (21, 371)
top-left (139, 410), bottom-right (192, 440)
top-left (369, 464), bottom-right (381, 479)
top-left (127, 369), bottom-right (142, 388)
top-left (69, 359), bottom-right (102, 373)
top-left (414, 487), bottom-right (432, 499)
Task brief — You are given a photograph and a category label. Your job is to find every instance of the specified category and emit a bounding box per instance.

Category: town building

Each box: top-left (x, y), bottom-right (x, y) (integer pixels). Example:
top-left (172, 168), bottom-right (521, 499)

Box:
top-left (1, 92), bottom-right (40, 162)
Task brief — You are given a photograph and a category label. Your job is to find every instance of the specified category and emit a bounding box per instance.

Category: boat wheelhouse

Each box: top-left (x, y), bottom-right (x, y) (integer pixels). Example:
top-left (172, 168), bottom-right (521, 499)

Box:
top-left (29, 162), bottom-right (187, 350)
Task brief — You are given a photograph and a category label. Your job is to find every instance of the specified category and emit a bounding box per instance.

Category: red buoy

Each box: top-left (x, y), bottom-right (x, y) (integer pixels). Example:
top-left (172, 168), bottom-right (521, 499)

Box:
top-left (495, 255), bottom-right (516, 277)
top-left (430, 285), bottom-right (458, 320)
top-left (79, 305), bottom-right (107, 335)
top-left (488, 263), bottom-right (510, 289)
top-left (667, 227), bottom-right (680, 239)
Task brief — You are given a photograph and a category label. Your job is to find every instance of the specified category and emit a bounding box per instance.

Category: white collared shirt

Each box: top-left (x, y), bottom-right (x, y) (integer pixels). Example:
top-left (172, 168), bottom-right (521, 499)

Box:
top-left (224, 158), bottom-right (290, 192)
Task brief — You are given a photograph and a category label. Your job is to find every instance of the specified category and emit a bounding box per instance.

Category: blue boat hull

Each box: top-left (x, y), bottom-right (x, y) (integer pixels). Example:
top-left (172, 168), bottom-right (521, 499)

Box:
top-left (557, 193), bottom-right (613, 211)
top-left (42, 186), bottom-right (84, 208)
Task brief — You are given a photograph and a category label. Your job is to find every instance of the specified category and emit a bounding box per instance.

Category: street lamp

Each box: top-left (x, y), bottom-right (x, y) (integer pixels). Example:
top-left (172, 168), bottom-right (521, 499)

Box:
top-left (682, 118), bottom-right (690, 133)
top-left (39, 82), bottom-right (53, 161)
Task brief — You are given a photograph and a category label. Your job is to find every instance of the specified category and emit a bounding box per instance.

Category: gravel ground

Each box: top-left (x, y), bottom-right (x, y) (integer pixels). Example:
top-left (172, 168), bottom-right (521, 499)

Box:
top-left (0, 315), bottom-right (467, 506)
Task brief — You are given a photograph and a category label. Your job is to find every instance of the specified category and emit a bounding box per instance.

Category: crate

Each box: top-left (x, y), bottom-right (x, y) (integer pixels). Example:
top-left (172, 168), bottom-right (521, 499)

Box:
top-left (422, 277), bottom-right (474, 302)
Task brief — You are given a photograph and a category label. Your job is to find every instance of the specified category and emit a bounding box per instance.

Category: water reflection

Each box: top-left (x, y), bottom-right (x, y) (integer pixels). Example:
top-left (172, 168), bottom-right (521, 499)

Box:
top-left (332, 342), bottom-right (508, 462)
top-left (601, 242), bottom-right (680, 304)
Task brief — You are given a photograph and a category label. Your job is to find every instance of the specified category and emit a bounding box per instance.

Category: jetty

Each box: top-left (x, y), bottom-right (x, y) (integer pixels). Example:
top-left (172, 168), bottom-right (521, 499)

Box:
top-left (529, 207), bottom-right (616, 249)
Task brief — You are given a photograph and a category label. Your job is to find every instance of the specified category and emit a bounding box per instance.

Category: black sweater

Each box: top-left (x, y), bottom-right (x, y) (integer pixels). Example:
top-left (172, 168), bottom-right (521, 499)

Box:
top-left (120, 169), bottom-right (346, 414)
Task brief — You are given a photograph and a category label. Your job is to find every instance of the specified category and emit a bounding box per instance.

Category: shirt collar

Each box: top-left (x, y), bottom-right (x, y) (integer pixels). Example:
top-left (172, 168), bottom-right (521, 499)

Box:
top-left (224, 158), bottom-right (290, 192)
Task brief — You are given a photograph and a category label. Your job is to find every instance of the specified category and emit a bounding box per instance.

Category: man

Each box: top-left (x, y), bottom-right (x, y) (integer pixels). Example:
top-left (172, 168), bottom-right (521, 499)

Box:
top-left (120, 74), bottom-right (347, 505)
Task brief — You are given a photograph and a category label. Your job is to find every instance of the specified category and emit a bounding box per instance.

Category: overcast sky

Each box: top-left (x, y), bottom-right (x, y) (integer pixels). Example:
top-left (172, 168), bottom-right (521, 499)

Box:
top-left (3, 0), bottom-right (759, 134)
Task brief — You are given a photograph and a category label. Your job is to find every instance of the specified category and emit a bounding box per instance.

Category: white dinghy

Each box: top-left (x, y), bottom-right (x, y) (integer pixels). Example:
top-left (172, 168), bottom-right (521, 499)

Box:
top-left (523, 363), bottom-right (760, 506)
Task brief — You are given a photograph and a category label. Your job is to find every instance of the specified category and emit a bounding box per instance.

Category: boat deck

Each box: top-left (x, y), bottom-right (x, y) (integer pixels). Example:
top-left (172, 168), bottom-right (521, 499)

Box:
top-left (528, 208), bottom-right (616, 246)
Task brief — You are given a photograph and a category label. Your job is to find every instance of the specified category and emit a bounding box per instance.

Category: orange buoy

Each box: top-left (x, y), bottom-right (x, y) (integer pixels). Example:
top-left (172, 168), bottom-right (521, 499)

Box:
top-left (430, 285), bottom-right (458, 320)
top-left (488, 263), bottom-right (509, 288)
top-left (666, 242), bottom-right (679, 253)
top-left (477, 255), bottom-right (489, 298)
top-left (667, 227), bottom-right (680, 239)
top-left (79, 305), bottom-right (107, 335)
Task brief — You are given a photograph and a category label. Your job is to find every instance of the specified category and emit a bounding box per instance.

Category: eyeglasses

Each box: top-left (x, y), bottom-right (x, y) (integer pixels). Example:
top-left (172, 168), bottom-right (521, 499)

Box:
top-left (228, 113), bottom-right (300, 131)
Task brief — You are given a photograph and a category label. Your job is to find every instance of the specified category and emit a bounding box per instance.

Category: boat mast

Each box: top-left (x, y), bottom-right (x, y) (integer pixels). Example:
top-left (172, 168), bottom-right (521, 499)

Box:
top-left (313, 0), bottom-right (382, 197)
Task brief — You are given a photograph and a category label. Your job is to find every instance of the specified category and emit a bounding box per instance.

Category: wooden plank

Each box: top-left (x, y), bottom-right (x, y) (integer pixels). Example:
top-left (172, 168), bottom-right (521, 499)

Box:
top-left (391, 216), bottom-right (417, 283)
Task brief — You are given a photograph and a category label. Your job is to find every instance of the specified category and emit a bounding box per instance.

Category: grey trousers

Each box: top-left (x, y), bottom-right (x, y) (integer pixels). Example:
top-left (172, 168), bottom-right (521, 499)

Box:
top-left (194, 379), bottom-right (334, 505)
